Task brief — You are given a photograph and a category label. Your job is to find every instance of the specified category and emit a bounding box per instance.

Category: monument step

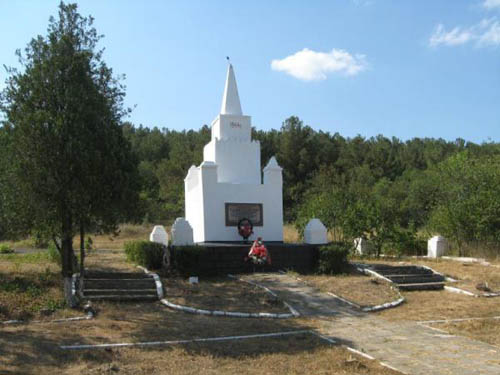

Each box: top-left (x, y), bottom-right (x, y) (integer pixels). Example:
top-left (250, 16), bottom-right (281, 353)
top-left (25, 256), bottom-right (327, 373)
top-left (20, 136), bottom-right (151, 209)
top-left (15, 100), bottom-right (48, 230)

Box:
top-left (370, 266), bottom-right (432, 275)
top-left (388, 275), bottom-right (445, 284)
top-left (84, 279), bottom-right (156, 289)
top-left (397, 282), bottom-right (445, 291)
top-left (84, 272), bottom-right (151, 279)
top-left (84, 294), bottom-right (158, 301)
top-left (83, 288), bottom-right (157, 296)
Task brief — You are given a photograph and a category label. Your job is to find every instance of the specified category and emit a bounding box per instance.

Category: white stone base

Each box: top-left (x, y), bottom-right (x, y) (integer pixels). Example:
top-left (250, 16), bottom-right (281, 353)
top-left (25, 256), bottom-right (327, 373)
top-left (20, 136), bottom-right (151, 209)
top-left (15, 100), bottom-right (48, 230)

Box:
top-left (171, 218), bottom-right (194, 246)
top-left (427, 236), bottom-right (448, 258)
top-left (150, 225), bottom-right (168, 247)
top-left (304, 219), bottom-right (328, 245)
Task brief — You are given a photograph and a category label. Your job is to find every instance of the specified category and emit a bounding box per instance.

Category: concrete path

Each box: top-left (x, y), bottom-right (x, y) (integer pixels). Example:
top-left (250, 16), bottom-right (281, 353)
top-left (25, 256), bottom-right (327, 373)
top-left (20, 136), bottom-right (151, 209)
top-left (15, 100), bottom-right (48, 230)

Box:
top-left (242, 273), bottom-right (500, 375)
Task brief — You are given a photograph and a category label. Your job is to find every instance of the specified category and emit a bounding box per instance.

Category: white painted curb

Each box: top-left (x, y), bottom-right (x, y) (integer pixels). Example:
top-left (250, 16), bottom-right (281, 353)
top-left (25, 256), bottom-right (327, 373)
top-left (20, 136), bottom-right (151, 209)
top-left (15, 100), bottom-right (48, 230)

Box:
top-left (150, 271), bottom-right (297, 319)
top-left (1, 311), bottom-right (94, 326)
top-left (444, 285), bottom-right (500, 298)
top-left (282, 269), bottom-right (405, 313)
top-left (228, 274), bottom-right (300, 317)
top-left (137, 266), bottom-right (164, 299)
top-left (60, 329), bottom-right (312, 350)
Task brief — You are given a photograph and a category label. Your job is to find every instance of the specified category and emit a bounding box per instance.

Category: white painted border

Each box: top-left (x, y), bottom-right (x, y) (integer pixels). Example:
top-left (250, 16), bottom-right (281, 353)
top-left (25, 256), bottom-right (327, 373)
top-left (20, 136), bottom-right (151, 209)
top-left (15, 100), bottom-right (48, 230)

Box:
top-left (144, 270), bottom-right (297, 319)
top-left (57, 322), bottom-right (407, 374)
top-left (281, 269), bottom-right (405, 313)
top-left (137, 266), bottom-right (164, 299)
top-left (1, 312), bottom-right (94, 325)
top-left (418, 315), bottom-right (500, 325)
top-left (60, 329), bottom-right (311, 350)
top-left (444, 285), bottom-right (500, 298)
top-left (228, 274), bottom-right (300, 317)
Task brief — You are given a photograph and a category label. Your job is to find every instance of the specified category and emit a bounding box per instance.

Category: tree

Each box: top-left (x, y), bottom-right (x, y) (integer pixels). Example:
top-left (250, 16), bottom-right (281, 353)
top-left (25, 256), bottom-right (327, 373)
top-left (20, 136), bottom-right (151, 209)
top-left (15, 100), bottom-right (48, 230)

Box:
top-left (0, 2), bottom-right (139, 302)
top-left (429, 152), bottom-right (500, 255)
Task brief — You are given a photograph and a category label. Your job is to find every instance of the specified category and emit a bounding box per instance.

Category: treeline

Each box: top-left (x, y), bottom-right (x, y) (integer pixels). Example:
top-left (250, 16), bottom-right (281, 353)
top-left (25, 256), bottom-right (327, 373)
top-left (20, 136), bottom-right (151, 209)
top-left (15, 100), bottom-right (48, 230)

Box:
top-left (121, 116), bottom-right (500, 256)
top-left (2, 115), bottom-right (500, 256)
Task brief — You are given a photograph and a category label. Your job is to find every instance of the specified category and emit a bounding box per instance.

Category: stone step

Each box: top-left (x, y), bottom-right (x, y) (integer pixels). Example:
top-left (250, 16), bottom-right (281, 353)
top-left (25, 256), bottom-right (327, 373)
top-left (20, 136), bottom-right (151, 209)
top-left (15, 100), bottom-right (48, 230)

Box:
top-left (84, 294), bottom-right (158, 301)
top-left (383, 273), bottom-right (439, 278)
top-left (397, 282), bottom-right (445, 291)
top-left (83, 289), bottom-right (157, 296)
top-left (84, 279), bottom-right (156, 289)
top-left (388, 275), bottom-right (445, 284)
top-left (371, 266), bottom-right (432, 276)
top-left (84, 272), bottom-right (151, 279)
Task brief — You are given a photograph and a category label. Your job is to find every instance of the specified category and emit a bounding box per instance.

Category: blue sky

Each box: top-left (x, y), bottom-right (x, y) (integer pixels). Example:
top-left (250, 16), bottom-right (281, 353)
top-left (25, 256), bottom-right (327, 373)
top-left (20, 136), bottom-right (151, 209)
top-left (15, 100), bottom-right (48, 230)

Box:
top-left (1, 0), bottom-right (499, 142)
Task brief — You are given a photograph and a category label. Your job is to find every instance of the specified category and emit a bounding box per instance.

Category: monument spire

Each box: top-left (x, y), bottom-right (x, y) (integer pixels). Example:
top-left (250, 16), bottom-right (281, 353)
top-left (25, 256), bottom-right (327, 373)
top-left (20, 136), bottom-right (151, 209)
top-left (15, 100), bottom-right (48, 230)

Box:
top-left (220, 63), bottom-right (243, 116)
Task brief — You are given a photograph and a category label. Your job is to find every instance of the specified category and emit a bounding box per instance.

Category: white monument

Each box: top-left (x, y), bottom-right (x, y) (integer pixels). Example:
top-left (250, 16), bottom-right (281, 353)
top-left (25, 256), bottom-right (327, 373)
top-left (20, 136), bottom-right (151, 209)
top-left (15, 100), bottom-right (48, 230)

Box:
top-left (184, 64), bottom-right (283, 243)
top-left (171, 217), bottom-right (194, 246)
top-left (427, 235), bottom-right (448, 258)
top-left (150, 225), bottom-right (168, 247)
top-left (304, 218), bottom-right (328, 244)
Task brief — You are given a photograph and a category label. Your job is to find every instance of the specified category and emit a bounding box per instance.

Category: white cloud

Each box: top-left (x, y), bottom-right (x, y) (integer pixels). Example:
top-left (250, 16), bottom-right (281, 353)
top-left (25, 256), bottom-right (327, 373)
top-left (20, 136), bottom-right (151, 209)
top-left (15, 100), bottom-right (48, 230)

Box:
top-left (429, 18), bottom-right (500, 47)
top-left (429, 24), bottom-right (474, 46)
top-left (484, 0), bottom-right (500, 9)
top-left (479, 19), bottom-right (500, 45)
top-left (271, 48), bottom-right (368, 81)
top-left (350, 0), bottom-right (373, 6)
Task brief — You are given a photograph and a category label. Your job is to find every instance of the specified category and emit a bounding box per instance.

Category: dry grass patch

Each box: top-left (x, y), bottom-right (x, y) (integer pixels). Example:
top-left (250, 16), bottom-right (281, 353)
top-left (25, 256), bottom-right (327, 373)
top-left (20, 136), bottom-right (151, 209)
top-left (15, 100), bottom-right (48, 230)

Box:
top-left (90, 223), bottom-right (157, 250)
top-left (296, 270), bottom-right (400, 307)
top-left (0, 253), bottom-right (81, 321)
top-left (377, 288), bottom-right (500, 322)
top-left (0, 301), bottom-right (400, 374)
top-left (164, 277), bottom-right (290, 314)
top-left (84, 248), bottom-right (138, 273)
top-left (430, 318), bottom-right (500, 347)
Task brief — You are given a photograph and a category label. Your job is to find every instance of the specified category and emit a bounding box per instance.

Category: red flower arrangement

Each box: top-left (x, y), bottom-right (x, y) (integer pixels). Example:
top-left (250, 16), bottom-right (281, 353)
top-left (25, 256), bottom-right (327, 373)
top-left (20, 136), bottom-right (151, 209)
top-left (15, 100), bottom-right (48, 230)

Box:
top-left (246, 237), bottom-right (271, 265)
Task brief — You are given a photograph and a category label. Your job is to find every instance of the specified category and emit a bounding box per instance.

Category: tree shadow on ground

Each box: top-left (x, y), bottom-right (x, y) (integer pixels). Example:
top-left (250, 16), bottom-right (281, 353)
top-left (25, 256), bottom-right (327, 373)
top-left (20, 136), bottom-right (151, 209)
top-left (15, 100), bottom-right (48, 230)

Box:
top-left (0, 325), bottom-right (113, 374)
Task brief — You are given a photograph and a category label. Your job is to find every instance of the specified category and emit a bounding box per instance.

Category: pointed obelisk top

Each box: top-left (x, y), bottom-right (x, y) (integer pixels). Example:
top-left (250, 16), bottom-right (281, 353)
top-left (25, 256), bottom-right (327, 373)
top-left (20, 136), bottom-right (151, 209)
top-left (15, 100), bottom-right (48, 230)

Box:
top-left (220, 63), bottom-right (243, 116)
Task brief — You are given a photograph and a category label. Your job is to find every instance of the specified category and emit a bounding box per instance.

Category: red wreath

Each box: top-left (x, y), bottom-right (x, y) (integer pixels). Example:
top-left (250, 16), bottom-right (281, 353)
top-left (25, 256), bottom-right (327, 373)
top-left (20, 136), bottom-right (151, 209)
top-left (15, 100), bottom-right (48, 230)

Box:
top-left (238, 218), bottom-right (253, 241)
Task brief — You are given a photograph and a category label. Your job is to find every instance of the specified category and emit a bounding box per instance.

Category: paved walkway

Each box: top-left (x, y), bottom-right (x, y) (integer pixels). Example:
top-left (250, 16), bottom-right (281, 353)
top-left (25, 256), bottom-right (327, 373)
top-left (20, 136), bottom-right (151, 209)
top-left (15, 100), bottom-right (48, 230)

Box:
top-left (241, 273), bottom-right (500, 375)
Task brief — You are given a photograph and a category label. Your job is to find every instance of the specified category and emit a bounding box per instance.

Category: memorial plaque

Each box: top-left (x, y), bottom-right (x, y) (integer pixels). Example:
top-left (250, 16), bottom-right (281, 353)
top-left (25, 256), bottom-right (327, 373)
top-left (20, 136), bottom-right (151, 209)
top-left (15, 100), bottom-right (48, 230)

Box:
top-left (225, 203), bottom-right (263, 226)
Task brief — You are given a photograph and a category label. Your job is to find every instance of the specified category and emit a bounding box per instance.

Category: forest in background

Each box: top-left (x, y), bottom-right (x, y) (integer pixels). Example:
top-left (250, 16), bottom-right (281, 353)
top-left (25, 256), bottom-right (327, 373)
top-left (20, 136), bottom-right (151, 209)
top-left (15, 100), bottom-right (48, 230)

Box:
top-left (120, 116), bottom-right (500, 257)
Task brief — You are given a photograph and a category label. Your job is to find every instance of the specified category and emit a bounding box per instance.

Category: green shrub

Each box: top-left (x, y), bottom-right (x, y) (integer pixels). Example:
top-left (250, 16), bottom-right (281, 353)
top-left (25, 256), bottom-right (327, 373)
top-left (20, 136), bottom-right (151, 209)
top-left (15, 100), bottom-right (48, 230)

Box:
top-left (0, 244), bottom-right (14, 254)
top-left (317, 242), bottom-right (351, 274)
top-left (47, 243), bottom-right (61, 265)
top-left (85, 236), bottom-right (93, 252)
top-left (383, 229), bottom-right (427, 257)
top-left (170, 245), bottom-right (206, 276)
top-left (30, 230), bottom-right (50, 248)
top-left (124, 240), bottom-right (165, 270)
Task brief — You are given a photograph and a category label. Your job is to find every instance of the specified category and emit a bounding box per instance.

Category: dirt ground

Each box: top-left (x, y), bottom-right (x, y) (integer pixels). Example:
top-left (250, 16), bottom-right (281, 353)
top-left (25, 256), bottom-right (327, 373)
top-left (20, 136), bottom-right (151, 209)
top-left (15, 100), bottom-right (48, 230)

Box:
top-left (1, 301), bottom-right (398, 375)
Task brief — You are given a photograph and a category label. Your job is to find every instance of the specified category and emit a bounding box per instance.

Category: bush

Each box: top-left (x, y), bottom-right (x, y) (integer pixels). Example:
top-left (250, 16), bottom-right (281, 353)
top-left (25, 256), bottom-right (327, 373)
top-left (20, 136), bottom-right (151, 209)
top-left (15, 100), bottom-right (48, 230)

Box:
top-left (0, 244), bottom-right (14, 254)
top-left (31, 230), bottom-right (50, 248)
top-left (170, 245), bottom-right (206, 276)
top-left (383, 229), bottom-right (426, 257)
top-left (317, 242), bottom-right (351, 274)
top-left (124, 240), bottom-right (165, 270)
top-left (47, 243), bottom-right (61, 265)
